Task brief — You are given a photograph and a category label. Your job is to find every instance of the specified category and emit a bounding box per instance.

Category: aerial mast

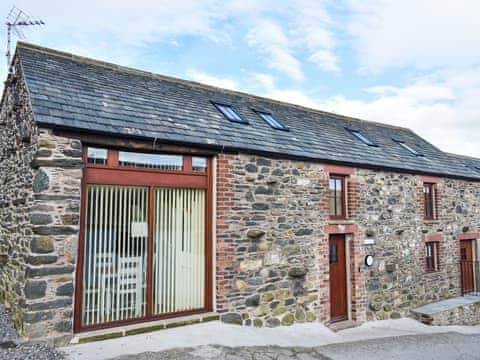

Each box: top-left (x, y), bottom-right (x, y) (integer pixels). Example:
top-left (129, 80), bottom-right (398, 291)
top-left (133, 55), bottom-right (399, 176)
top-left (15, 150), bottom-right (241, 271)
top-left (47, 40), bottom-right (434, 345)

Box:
top-left (5, 6), bottom-right (44, 74)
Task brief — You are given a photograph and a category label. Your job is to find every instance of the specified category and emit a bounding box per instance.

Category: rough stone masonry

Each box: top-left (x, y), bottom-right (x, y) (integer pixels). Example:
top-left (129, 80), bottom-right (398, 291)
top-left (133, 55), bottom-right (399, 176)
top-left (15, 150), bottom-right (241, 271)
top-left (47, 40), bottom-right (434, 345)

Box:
top-left (215, 154), bottom-right (480, 326)
top-left (0, 58), bottom-right (82, 346)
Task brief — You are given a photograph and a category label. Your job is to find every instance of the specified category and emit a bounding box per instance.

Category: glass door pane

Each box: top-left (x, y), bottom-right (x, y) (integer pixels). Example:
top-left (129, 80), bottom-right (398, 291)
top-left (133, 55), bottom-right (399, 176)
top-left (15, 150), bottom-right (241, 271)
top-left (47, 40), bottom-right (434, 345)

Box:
top-left (82, 185), bottom-right (148, 326)
top-left (153, 188), bottom-right (206, 315)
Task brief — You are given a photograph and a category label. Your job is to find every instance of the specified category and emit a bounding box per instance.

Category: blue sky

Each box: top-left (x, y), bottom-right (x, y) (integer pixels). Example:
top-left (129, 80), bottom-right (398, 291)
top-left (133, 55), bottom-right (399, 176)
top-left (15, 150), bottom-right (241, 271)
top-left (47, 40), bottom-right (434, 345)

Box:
top-left (1, 0), bottom-right (479, 157)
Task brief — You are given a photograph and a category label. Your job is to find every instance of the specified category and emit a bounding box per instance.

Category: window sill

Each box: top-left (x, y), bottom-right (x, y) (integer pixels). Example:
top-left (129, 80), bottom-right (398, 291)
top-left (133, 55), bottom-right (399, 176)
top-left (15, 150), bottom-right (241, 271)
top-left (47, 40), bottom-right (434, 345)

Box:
top-left (328, 219), bottom-right (355, 225)
top-left (423, 219), bottom-right (440, 224)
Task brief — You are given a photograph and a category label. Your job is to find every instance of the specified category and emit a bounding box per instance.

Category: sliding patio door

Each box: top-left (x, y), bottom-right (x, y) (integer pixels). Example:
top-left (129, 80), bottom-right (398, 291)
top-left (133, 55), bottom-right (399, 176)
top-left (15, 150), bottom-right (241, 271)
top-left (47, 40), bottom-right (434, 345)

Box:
top-left (82, 185), bottom-right (149, 327)
top-left (153, 188), bottom-right (206, 315)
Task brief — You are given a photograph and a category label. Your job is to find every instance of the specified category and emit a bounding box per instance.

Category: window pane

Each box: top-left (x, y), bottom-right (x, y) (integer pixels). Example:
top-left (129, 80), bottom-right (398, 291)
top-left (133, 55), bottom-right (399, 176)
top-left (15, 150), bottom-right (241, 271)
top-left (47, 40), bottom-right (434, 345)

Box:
top-left (329, 245), bottom-right (338, 264)
top-left (153, 188), bottom-right (206, 315)
top-left (336, 179), bottom-right (343, 216)
top-left (350, 130), bottom-right (375, 146)
top-left (425, 242), bottom-right (439, 271)
top-left (215, 103), bottom-right (244, 123)
top-left (329, 179), bottom-right (337, 215)
top-left (119, 151), bottom-right (183, 170)
top-left (87, 147), bottom-right (108, 165)
top-left (82, 185), bottom-right (149, 326)
top-left (398, 141), bottom-right (421, 156)
top-left (329, 190), bottom-right (336, 214)
top-left (258, 112), bottom-right (287, 130)
top-left (424, 184), bottom-right (433, 218)
top-left (329, 177), bottom-right (344, 217)
top-left (192, 157), bottom-right (207, 172)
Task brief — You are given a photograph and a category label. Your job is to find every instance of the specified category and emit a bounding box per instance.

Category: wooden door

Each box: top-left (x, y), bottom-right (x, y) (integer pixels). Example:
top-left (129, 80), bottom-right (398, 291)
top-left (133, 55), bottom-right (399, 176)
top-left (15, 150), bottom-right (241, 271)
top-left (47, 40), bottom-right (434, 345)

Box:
top-left (460, 240), bottom-right (474, 294)
top-left (329, 234), bottom-right (348, 322)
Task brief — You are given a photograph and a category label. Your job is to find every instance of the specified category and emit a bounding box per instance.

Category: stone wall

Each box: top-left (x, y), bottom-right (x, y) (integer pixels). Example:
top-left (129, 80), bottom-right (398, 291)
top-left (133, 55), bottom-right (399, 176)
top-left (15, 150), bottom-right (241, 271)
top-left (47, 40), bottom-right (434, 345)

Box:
top-left (24, 129), bottom-right (82, 345)
top-left (215, 153), bottom-right (480, 326)
top-left (412, 298), bottom-right (480, 326)
top-left (0, 62), bottom-right (38, 334)
top-left (215, 154), bottom-right (363, 327)
top-left (359, 170), bottom-right (480, 320)
top-left (0, 62), bottom-right (83, 345)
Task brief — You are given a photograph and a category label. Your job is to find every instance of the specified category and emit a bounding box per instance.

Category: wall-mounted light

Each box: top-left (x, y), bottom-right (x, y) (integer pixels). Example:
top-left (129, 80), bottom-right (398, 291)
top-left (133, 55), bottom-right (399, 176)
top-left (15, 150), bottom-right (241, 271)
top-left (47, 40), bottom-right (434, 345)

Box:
top-left (365, 255), bottom-right (374, 267)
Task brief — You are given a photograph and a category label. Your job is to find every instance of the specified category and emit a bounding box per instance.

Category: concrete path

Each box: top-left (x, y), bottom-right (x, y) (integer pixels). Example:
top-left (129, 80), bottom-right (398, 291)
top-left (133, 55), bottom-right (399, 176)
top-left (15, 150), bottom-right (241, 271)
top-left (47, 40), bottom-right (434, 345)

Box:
top-left (319, 332), bottom-right (480, 360)
top-left (61, 319), bottom-right (480, 360)
top-left (109, 333), bottom-right (480, 360)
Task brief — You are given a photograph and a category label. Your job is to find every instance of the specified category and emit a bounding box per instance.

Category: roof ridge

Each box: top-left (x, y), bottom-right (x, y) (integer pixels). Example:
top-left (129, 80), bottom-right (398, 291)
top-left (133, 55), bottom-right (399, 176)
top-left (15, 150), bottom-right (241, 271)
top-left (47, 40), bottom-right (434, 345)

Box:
top-left (447, 152), bottom-right (480, 161)
top-left (16, 41), bottom-right (410, 132)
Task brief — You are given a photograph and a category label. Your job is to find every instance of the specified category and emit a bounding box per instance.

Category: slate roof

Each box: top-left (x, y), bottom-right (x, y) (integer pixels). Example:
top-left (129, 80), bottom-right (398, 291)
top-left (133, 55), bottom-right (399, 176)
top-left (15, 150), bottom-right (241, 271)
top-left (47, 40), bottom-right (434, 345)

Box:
top-left (12, 42), bottom-right (480, 181)
top-left (447, 153), bottom-right (480, 177)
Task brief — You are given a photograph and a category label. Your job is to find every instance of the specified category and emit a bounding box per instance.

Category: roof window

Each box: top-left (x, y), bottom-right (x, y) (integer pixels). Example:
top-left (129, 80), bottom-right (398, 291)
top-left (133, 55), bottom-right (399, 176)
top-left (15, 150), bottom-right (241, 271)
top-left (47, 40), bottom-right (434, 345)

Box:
top-left (348, 129), bottom-right (377, 146)
top-left (255, 111), bottom-right (288, 131)
top-left (394, 140), bottom-right (423, 156)
top-left (213, 103), bottom-right (246, 124)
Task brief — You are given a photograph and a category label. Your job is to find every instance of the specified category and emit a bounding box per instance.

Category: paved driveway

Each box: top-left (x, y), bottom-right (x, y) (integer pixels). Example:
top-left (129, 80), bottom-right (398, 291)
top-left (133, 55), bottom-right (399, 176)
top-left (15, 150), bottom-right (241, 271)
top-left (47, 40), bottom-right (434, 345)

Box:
top-left (110, 332), bottom-right (480, 360)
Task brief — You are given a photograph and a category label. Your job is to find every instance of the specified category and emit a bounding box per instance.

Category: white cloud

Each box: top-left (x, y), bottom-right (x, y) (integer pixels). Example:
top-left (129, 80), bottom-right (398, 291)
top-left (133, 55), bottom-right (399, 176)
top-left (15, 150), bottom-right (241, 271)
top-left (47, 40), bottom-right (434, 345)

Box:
top-left (244, 1), bottom-right (339, 76)
top-left (251, 73), bottom-right (318, 107)
top-left (291, 0), bottom-right (339, 72)
top-left (348, 0), bottom-right (480, 72)
top-left (18, 0), bottom-right (229, 45)
top-left (247, 20), bottom-right (304, 81)
top-left (186, 69), bottom-right (240, 91)
top-left (320, 69), bottom-right (480, 157)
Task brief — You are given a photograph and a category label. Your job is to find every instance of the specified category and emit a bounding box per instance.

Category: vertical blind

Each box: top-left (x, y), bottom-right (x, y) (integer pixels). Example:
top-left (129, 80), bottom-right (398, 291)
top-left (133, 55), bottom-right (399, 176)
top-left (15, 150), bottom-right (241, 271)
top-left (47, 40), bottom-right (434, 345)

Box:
top-left (82, 185), bottom-right (149, 326)
top-left (82, 185), bottom-right (206, 327)
top-left (153, 188), bottom-right (206, 315)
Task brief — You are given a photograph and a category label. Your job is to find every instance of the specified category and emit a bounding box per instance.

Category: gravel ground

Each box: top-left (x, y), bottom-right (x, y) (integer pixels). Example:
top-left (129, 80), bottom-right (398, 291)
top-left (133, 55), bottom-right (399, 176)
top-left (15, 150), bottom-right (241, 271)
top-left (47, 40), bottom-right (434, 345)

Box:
top-left (0, 304), bottom-right (65, 360)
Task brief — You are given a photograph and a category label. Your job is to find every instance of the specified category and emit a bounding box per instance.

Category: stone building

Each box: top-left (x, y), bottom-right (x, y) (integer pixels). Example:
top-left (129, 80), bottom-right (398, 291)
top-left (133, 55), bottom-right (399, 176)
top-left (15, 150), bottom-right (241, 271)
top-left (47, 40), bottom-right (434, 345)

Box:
top-left (0, 42), bottom-right (479, 345)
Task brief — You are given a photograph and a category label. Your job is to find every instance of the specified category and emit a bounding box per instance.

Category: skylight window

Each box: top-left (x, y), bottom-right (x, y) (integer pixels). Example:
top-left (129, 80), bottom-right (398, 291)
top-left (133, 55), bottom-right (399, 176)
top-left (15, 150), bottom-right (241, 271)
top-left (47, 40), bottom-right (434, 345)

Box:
top-left (394, 140), bottom-right (423, 156)
top-left (348, 129), bottom-right (376, 146)
top-left (256, 111), bottom-right (289, 131)
top-left (213, 103), bottom-right (246, 123)
top-left (470, 166), bottom-right (480, 174)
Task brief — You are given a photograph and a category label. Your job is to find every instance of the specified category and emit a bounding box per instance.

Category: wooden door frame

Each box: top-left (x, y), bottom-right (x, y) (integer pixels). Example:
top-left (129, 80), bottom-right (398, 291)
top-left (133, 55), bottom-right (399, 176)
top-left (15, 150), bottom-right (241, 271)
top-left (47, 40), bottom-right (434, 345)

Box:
top-left (73, 147), bottom-right (214, 333)
top-left (328, 234), bottom-right (349, 323)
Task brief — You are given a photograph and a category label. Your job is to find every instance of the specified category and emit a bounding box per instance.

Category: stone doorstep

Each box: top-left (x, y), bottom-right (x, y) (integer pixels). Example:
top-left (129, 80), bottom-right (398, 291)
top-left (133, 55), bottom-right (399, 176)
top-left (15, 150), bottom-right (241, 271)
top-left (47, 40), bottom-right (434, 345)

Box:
top-left (71, 312), bottom-right (220, 345)
top-left (327, 320), bottom-right (359, 332)
top-left (411, 295), bottom-right (480, 316)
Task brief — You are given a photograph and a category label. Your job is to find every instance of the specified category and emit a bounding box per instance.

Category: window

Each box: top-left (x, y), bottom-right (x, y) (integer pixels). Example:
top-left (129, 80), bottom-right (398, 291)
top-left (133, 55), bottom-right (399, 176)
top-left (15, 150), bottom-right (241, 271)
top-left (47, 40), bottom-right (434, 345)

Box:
top-left (192, 157), bottom-right (207, 172)
top-left (470, 166), bottom-right (480, 174)
top-left (213, 103), bottom-right (246, 123)
top-left (348, 129), bottom-right (376, 146)
top-left (119, 151), bottom-right (183, 170)
top-left (395, 140), bottom-right (423, 156)
top-left (87, 147), bottom-right (108, 165)
top-left (423, 183), bottom-right (436, 220)
top-left (425, 242), bottom-right (440, 272)
top-left (329, 175), bottom-right (345, 218)
top-left (256, 111), bottom-right (288, 130)
top-left (329, 244), bottom-right (338, 264)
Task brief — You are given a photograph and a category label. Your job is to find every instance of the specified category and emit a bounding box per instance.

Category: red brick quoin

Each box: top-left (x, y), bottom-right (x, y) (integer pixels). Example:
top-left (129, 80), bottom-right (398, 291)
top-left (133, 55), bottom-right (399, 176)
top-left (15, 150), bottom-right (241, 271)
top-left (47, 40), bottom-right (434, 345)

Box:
top-left (215, 154), bottom-right (235, 313)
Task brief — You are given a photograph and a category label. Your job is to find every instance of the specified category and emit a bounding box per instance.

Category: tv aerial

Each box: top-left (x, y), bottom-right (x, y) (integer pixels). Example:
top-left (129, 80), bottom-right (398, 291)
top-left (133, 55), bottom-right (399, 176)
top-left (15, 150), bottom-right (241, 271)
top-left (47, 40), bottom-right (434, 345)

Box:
top-left (5, 6), bottom-right (45, 74)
